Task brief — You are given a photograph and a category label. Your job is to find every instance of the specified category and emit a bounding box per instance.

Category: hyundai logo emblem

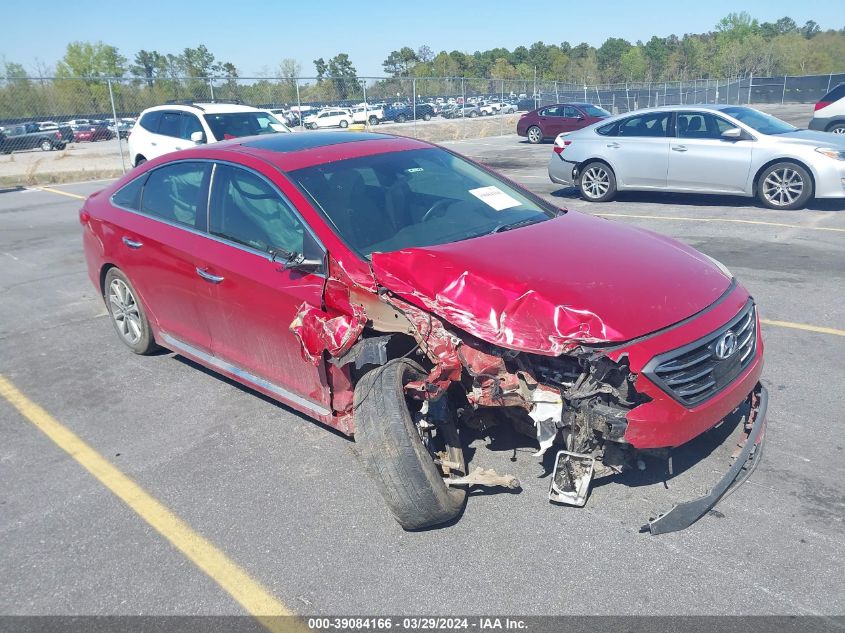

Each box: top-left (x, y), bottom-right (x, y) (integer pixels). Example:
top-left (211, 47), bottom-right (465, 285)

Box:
top-left (714, 331), bottom-right (739, 360)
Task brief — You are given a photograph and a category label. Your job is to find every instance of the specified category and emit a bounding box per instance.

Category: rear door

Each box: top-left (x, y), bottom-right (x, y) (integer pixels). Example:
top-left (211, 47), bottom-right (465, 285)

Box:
top-left (197, 162), bottom-right (331, 413)
top-left (151, 111), bottom-right (188, 158)
top-left (603, 112), bottom-right (672, 188)
top-left (537, 106), bottom-right (563, 137)
top-left (108, 161), bottom-right (214, 351)
top-left (667, 111), bottom-right (752, 193)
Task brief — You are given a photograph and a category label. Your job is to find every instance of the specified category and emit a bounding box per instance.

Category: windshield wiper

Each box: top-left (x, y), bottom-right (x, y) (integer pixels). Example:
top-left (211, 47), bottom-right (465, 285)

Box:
top-left (490, 217), bottom-right (548, 234)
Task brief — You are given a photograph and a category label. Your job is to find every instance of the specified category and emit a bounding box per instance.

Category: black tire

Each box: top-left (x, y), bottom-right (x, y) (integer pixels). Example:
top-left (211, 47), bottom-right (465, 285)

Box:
top-left (396, 114), bottom-right (407, 123)
top-left (826, 122), bottom-right (845, 135)
top-left (40, 139), bottom-right (53, 151)
top-left (103, 268), bottom-right (157, 355)
top-left (757, 161), bottom-right (813, 210)
top-left (339, 119), bottom-right (349, 128)
top-left (578, 161), bottom-right (617, 202)
top-left (423, 113), bottom-right (431, 121)
top-left (526, 125), bottom-right (542, 144)
top-left (354, 359), bottom-right (466, 530)
top-left (135, 155), bottom-right (147, 167)
top-left (368, 116), bottom-right (379, 125)
top-left (469, 110), bottom-right (478, 118)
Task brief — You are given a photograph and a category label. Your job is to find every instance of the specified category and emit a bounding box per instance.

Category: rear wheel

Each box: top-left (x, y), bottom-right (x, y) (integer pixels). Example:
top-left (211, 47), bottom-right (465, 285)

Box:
top-left (526, 125), bottom-right (542, 144)
top-left (396, 114), bottom-right (407, 123)
top-left (757, 162), bottom-right (813, 210)
top-left (134, 155), bottom-right (146, 167)
top-left (339, 119), bottom-right (349, 128)
top-left (104, 268), bottom-right (157, 355)
top-left (423, 113), bottom-right (431, 121)
top-left (469, 110), bottom-right (478, 118)
top-left (368, 116), bottom-right (379, 125)
top-left (578, 161), bottom-right (617, 202)
top-left (40, 139), bottom-right (53, 151)
top-left (354, 359), bottom-right (466, 530)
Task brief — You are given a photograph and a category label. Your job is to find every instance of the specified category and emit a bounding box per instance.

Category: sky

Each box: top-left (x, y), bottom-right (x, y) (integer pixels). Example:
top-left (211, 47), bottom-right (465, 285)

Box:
top-left (0, 0), bottom-right (841, 77)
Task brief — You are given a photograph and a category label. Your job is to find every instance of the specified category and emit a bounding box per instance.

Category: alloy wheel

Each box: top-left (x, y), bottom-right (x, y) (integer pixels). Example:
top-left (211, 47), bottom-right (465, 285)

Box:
top-left (762, 168), bottom-right (804, 207)
top-left (527, 126), bottom-right (542, 143)
top-left (108, 278), bottom-right (142, 345)
top-left (581, 166), bottom-right (610, 199)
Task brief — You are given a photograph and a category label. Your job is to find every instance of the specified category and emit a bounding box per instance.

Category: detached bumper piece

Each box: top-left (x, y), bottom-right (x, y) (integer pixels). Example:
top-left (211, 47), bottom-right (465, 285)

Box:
top-left (643, 383), bottom-right (768, 535)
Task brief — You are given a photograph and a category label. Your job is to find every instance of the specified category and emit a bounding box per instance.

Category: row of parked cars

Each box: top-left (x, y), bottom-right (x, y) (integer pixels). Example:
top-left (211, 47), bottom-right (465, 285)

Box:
top-left (0, 117), bottom-right (137, 154)
top-left (523, 83), bottom-right (845, 210)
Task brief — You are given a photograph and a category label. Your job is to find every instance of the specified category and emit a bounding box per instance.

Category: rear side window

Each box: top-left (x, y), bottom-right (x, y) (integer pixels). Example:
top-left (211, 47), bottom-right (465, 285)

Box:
top-left (139, 111), bottom-right (162, 132)
top-left (617, 112), bottom-right (671, 137)
top-left (820, 83), bottom-right (845, 104)
top-left (140, 162), bottom-right (209, 228)
top-left (597, 121), bottom-right (619, 136)
top-left (112, 175), bottom-right (146, 210)
top-left (158, 112), bottom-right (181, 138)
top-left (209, 164), bottom-right (305, 255)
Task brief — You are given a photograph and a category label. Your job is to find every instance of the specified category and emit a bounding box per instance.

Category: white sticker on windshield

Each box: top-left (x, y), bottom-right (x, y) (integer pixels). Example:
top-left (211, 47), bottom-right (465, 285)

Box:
top-left (468, 186), bottom-right (521, 211)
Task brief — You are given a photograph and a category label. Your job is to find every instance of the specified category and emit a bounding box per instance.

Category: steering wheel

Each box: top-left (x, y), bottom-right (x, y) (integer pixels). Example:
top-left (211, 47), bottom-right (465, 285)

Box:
top-left (420, 199), bottom-right (452, 223)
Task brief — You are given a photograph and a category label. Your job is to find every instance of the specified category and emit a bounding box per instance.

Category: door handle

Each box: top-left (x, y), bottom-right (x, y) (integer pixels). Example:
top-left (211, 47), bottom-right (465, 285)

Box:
top-left (606, 142), bottom-right (620, 148)
top-left (196, 267), bottom-right (224, 284)
top-left (672, 145), bottom-right (688, 152)
top-left (122, 236), bottom-right (143, 249)
top-left (150, 142), bottom-right (157, 146)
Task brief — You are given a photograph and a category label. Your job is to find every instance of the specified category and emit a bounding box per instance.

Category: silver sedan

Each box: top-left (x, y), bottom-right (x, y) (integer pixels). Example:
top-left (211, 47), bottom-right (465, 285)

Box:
top-left (547, 105), bottom-right (845, 209)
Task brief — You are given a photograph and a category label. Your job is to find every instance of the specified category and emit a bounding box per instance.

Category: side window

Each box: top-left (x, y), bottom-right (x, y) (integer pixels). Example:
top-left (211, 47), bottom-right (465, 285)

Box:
top-left (618, 113), bottom-right (671, 138)
top-left (139, 111), bottom-right (162, 132)
top-left (140, 162), bottom-right (209, 228)
top-left (112, 175), bottom-right (146, 210)
top-left (210, 164), bottom-right (305, 256)
top-left (677, 112), bottom-right (735, 139)
top-left (179, 113), bottom-right (203, 140)
top-left (542, 106), bottom-right (561, 117)
top-left (158, 111), bottom-right (181, 137)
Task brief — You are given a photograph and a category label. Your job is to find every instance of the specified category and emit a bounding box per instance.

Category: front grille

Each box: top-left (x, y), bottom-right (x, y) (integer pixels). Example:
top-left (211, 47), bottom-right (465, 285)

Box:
top-left (644, 301), bottom-right (757, 407)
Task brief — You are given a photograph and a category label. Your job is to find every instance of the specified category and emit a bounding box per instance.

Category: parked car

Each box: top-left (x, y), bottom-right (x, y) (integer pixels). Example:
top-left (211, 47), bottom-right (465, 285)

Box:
top-left (73, 124), bottom-right (115, 142)
top-left (128, 102), bottom-right (289, 166)
top-left (0, 122), bottom-right (68, 153)
top-left (382, 103), bottom-right (435, 123)
top-left (518, 103), bottom-right (611, 144)
top-left (303, 108), bottom-right (353, 129)
top-left (442, 104), bottom-right (480, 119)
top-left (548, 104), bottom-right (845, 210)
top-left (478, 101), bottom-right (501, 116)
top-left (808, 82), bottom-right (845, 134)
top-left (81, 130), bottom-right (766, 534)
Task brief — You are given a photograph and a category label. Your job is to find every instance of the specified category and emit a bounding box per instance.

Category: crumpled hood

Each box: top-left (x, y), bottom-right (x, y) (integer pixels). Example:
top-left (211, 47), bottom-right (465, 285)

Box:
top-left (370, 212), bottom-right (732, 355)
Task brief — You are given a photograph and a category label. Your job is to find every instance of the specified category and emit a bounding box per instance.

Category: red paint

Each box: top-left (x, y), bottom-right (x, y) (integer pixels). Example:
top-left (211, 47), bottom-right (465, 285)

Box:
top-left (516, 103), bottom-right (608, 140)
top-left (372, 212), bottom-right (732, 355)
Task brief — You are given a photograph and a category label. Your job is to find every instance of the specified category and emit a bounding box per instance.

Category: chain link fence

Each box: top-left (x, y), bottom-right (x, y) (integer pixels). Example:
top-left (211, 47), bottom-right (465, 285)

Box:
top-left (1, 72), bottom-right (841, 187)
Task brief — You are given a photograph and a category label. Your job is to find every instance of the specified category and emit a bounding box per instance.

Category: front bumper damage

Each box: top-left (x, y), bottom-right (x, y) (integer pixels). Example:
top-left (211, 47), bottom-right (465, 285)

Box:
top-left (643, 384), bottom-right (768, 535)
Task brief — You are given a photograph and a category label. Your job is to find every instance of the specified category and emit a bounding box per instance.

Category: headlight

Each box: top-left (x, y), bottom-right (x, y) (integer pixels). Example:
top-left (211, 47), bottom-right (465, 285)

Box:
top-left (704, 254), bottom-right (733, 279)
top-left (815, 147), bottom-right (845, 160)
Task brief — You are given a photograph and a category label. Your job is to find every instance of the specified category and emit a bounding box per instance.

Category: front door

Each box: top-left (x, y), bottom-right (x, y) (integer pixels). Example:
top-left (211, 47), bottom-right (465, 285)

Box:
top-left (667, 111), bottom-right (753, 193)
top-left (196, 162), bottom-right (331, 413)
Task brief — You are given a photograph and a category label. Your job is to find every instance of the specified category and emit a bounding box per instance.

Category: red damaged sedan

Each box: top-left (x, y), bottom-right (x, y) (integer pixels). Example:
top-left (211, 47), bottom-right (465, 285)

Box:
top-left (80, 132), bottom-right (766, 533)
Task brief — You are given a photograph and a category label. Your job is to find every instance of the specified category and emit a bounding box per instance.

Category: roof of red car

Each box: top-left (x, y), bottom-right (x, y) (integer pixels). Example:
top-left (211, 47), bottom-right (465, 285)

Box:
top-left (219, 131), bottom-right (433, 171)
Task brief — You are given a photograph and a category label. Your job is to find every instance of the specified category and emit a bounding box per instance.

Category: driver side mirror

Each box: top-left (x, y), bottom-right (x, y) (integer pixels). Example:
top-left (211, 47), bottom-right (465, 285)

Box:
top-left (190, 130), bottom-right (206, 144)
top-left (721, 127), bottom-right (743, 140)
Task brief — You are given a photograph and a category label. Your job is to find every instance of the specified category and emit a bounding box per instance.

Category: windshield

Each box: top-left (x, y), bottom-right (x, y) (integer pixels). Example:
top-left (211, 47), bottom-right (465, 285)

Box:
top-left (290, 148), bottom-right (557, 258)
top-left (721, 107), bottom-right (797, 135)
top-left (582, 104), bottom-right (611, 117)
top-left (204, 112), bottom-right (286, 140)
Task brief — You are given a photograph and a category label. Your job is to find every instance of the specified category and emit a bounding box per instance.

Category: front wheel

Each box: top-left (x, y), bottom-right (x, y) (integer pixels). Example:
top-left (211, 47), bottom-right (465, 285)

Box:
top-left (826, 123), bottom-right (845, 135)
top-left (354, 359), bottom-right (466, 530)
top-left (40, 139), bottom-right (53, 151)
top-left (757, 162), bottom-right (813, 210)
top-left (368, 116), bottom-right (379, 125)
top-left (396, 114), bottom-right (407, 123)
top-left (423, 113), bottom-right (431, 121)
top-left (526, 125), bottom-right (542, 144)
top-left (579, 161), bottom-right (617, 202)
top-left (339, 119), bottom-right (349, 128)
top-left (104, 268), bottom-right (157, 355)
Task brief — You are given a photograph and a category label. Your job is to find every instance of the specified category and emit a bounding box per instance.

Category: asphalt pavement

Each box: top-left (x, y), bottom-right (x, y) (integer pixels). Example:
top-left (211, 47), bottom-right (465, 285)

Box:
top-left (0, 137), bottom-right (843, 619)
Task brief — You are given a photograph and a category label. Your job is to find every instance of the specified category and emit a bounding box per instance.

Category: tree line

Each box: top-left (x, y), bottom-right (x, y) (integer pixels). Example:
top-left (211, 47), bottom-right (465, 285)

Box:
top-left (1, 12), bottom-right (843, 119)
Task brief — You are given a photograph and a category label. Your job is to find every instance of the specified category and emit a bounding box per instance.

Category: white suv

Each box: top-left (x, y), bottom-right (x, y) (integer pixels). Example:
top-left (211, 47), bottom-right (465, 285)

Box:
top-left (809, 83), bottom-right (845, 135)
top-left (303, 109), bottom-right (353, 130)
top-left (128, 102), bottom-right (290, 166)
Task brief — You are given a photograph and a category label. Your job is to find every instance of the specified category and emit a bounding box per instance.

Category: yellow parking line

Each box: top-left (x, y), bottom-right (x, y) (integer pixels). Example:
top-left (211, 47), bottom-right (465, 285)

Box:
top-left (594, 213), bottom-right (845, 233)
top-left (36, 186), bottom-right (86, 200)
top-left (761, 319), bottom-right (845, 337)
top-left (0, 375), bottom-right (299, 633)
